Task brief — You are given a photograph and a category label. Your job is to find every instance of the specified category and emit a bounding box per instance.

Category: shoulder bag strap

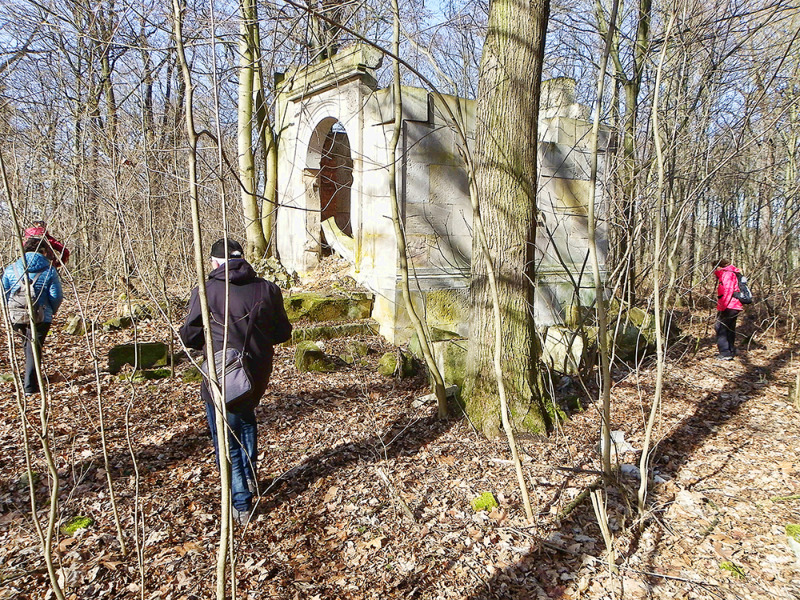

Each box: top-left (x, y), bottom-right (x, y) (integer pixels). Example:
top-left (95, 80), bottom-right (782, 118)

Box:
top-left (241, 284), bottom-right (266, 357)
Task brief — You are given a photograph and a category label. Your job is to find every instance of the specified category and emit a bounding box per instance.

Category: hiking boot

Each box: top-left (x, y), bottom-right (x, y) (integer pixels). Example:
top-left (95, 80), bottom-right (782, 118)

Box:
top-left (233, 507), bottom-right (252, 527)
top-left (715, 354), bottom-right (734, 361)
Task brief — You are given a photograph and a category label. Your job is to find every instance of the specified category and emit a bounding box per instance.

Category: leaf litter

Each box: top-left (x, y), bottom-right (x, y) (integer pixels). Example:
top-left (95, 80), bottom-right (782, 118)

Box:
top-left (0, 291), bottom-right (797, 599)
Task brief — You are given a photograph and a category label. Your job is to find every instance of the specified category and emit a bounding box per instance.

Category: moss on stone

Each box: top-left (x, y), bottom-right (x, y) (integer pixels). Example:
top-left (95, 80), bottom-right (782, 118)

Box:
top-left (295, 341), bottom-right (336, 373)
top-left (340, 340), bottom-right (369, 364)
top-left (543, 399), bottom-right (568, 425)
top-left (182, 366), bottom-right (203, 383)
top-left (786, 524), bottom-right (800, 542)
top-left (63, 314), bottom-right (85, 336)
top-left (284, 292), bottom-right (373, 324)
top-left (424, 290), bottom-right (469, 329)
top-left (346, 340), bottom-right (369, 357)
top-left (377, 351), bottom-right (415, 378)
top-left (108, 342), bottom-right (168, 374)
top-left (17, 471), bottom-right (39, 490)
top-left (471, 492), bottom-right (499, 512)
top-left (61, 515), bottom-right (93, 535)
top-left (0, 372), bottom-right (14, 383)
top-left (102, 316), bottom-right (132, 331)
top-left (117, 299), bottom-right (153, 322)
top-left (719, 561), bottom-right (746, 579)
top-left (563, 395), bottom-right (583, 411)
top-left (288, 321), bottom-right (379, 344)
top-left (434, 339), bottom-right (467, 390)
top-left (409, 328), bottom-right (463, 359)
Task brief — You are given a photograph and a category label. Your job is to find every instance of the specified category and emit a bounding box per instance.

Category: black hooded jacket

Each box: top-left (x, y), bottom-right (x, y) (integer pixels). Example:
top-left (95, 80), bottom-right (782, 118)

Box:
top-left (179, 259), bottom-right (292, 405)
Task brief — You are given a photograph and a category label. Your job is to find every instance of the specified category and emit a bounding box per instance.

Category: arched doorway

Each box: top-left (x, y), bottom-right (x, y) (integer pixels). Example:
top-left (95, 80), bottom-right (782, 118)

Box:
top-left (305, 118), bottom-right (353, 261)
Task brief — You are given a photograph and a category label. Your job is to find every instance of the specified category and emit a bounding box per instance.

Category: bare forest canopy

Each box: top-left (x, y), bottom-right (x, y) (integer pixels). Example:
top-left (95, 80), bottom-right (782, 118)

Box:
top-left (0, 0), bottom-right (796, 301)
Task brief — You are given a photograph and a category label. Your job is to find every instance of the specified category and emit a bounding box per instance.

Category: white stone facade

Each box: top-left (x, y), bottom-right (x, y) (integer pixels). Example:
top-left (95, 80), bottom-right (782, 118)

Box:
top-left (276, 45), bottom-right (608, 343)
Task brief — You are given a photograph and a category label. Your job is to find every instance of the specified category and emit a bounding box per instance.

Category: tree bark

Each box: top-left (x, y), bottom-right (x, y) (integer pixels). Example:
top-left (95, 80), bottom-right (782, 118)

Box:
top-left (238, 0), bottom-right (268, 260)
top-left (463, 0), bottom-right (551, 438)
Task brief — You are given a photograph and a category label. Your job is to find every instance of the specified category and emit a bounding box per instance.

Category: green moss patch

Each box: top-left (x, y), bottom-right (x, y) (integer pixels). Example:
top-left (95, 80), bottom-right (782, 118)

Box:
top-left (284, 292), bottom-right (373, 323)
top-left (471, 492), bottom-right (499, 512)
top-left (378, 351), bottom-right (416, 378)
top-left (719, 561), bottom-right (746, 580)
top-left (786, 524), bottom-right (800, 542)
top-left (182, 366), bottom-right (204, 383)
top-left (63, 314), bottom-right (85, 336)
top-left (295, 341), bottom-right (337, 373)
top-left (61, 516), bottom-right (93, 535)
top-left (108, 342), bottom-right (168, 374)
top-left (288, 320), bottom-right (379, 344)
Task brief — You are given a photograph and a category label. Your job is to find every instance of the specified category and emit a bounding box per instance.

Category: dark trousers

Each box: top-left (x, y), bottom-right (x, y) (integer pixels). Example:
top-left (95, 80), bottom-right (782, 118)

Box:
top-left (12, 322), bottom-right (51, 394)
top-left (715, 309), bottom-right (740, 357)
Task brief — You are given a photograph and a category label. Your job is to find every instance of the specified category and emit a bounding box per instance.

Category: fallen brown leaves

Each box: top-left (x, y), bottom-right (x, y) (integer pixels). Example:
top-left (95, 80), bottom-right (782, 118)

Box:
top-left (0, 292), bottom-right (797, 599)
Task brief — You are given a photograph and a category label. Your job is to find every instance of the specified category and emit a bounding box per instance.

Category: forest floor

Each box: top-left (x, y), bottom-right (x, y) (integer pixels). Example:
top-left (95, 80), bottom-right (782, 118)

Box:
top-left (0, 276), bottom-right (798, 600)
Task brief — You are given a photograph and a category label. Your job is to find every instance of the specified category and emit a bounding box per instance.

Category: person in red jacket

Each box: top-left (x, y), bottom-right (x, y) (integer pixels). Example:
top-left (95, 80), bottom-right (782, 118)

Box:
top-left (23, 221), bottom-right (70, 268)
top-left (714, 258), bottom-right (743, 360)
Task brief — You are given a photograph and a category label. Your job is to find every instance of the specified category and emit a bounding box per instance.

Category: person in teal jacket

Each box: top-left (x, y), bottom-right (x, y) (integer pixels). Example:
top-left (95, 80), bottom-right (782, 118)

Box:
top-left (2, 237), bottom-right (63, 394)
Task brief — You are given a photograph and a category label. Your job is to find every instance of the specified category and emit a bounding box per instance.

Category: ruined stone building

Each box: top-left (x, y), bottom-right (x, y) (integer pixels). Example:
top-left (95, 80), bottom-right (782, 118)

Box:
top-left (275, 45), bottom-right (608, 349)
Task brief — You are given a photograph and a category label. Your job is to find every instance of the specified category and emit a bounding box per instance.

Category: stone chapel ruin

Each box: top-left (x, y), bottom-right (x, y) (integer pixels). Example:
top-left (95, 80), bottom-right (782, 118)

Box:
top-left (275, 45), bottom-right (608, 355)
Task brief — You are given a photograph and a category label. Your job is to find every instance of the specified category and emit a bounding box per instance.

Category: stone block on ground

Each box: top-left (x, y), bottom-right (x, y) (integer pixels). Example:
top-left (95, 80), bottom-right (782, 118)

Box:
top-left (102, 316), bottom-right (132, 331)
top-left (288, 320), bottom-right (379, 344)
top-left (408, 327), bottom-right (461, 359)
top-left (108, 342), bottom-right (169, 374)
top-left (432, 338), bottom-right (467, 390)
top-left (411, 384), bottom-right (459, 408)
top-left (541, 326), bottom-right (586, 375)
top-left (606, 301), bottom-right (681, 362)
top-left (117, 294), bottom-right (154, 321)
top-left (339, 340), bottom-right (370, 364)
top-left (63, 314), bottom-right (85, 336)
top-left (284, 292), bottom-right (373, 323)
top-left (295, 341), bottom-right (337, 373)
top-left (378, 350), bottom-right (416, 378)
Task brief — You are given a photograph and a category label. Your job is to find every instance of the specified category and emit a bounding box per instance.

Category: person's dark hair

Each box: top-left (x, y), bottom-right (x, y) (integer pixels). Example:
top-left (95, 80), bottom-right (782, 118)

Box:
top-left (716, 258), bottom-right (731, 268)
top-left (31, 220), bottom-right (46, 230)
top-left (210, 238), bottom-right (244, 259)
top-left (23, 237), bottom-right (55, 262)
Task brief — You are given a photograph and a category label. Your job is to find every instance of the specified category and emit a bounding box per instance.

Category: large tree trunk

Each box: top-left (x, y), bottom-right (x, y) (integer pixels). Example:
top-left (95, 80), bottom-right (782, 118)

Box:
top-left (462, 0), bottom-right (551, 438)
top-left (238, 0), bottom-right (268, 260)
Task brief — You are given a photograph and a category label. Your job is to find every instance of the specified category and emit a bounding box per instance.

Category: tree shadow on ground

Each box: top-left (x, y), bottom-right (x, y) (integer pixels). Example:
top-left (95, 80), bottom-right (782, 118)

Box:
top-left (447, 334), bottom-right (794, 599)
top-left (255, 406), bottom-right (458, 514)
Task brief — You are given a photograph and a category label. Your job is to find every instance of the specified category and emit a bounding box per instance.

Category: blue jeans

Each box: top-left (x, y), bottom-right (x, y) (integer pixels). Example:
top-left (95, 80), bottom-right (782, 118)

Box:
top-left (204, 401), bottom-right (257, 512)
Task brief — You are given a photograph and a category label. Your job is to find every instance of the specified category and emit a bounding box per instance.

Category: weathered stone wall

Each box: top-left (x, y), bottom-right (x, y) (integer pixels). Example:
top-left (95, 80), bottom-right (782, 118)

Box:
top-left (276, 46), bottom-right (608, 344)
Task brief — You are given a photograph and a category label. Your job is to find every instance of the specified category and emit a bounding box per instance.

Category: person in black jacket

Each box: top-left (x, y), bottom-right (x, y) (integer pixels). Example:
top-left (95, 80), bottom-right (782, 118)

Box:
top-left (180, 239), bottom-right (292, 525)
